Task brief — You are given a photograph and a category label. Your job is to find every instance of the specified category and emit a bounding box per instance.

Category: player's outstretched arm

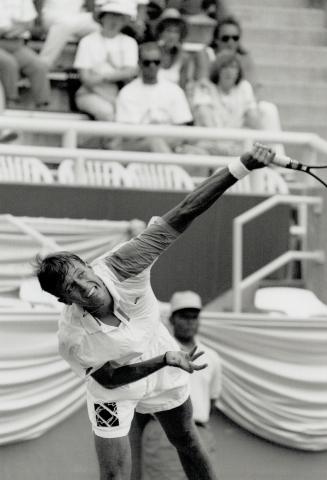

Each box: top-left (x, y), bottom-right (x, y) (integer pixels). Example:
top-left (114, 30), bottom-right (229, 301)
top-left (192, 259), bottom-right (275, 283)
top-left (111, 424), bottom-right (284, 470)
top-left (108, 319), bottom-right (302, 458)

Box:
top-left (91, 346), bottom-right (206, 389)
top-left (163, 143), bottom-right (275, 233)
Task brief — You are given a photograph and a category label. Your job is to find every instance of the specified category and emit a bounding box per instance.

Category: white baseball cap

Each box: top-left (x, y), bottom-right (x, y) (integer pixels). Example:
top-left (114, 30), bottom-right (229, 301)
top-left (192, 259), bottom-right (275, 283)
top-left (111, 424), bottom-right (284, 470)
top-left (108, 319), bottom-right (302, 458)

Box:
top-left (170, 291), bottom-right (202, 314)
top-left (95, 0), bottom-right (137, 18)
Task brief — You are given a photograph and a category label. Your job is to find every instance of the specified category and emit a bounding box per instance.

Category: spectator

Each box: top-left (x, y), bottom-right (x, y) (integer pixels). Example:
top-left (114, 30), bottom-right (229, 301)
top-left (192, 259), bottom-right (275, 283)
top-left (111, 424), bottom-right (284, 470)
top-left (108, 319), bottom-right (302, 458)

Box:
top-left (156, 8), bottom-right (193, 90)
top-left (0, 0), bottom-right (51, 108)
top-left (191, 50), bottom-right (261, 155)
top-left (135, 291), bottom-right (222, 480)
top-left (74, 0), bottom-right (139, 121)
top-left (123, 0), bottom-right (167, 43)
top-left (115, 41), bottom-right (193, 153)
top-left (167, 0), bottom-right (228, 20)
top-left (39, 0), bottom-right (99, 70)
top-left (201, 0), bottom-right (229, 21)
top-left (194, 15), bottom-right (285, 155)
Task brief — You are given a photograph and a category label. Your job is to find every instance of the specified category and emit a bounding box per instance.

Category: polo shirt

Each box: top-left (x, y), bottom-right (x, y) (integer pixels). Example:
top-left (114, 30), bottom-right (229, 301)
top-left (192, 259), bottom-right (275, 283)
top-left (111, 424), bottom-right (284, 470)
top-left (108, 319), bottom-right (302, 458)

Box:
top-left (58, 217), bottom-right (188, 401)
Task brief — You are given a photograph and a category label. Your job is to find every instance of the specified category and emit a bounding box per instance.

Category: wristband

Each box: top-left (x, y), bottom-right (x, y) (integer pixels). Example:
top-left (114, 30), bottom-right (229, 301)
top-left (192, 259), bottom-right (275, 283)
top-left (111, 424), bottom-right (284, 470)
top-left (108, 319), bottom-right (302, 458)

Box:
top-left (228, 158), bottom-right (250, 180)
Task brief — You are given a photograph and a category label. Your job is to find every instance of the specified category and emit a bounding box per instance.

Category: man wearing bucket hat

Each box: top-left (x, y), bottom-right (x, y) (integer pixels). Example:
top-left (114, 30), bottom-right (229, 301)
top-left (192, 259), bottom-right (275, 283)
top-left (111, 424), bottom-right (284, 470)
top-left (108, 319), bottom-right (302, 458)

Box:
top-left (73, 0), bottom-right (139, 120)
top-left (140, 291), bottom-right (222, 480)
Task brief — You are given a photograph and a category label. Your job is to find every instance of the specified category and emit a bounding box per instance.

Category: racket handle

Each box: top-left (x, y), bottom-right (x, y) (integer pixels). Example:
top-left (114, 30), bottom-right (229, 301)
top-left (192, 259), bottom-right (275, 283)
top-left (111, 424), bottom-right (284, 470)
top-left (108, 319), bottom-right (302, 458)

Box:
top-left (272, 154), bottom-right (306, 171)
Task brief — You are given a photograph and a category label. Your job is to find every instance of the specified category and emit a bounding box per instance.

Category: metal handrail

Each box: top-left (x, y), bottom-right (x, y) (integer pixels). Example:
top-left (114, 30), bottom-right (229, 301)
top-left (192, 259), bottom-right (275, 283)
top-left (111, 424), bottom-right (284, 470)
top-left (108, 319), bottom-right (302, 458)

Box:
top-left (232, 195), bottom-right (324, 312)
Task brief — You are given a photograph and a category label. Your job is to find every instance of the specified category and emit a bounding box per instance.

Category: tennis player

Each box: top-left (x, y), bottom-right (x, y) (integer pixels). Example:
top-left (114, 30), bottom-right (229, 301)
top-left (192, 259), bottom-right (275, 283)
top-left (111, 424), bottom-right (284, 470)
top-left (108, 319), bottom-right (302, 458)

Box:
top-left (35, 143), bottom-right (275, 480)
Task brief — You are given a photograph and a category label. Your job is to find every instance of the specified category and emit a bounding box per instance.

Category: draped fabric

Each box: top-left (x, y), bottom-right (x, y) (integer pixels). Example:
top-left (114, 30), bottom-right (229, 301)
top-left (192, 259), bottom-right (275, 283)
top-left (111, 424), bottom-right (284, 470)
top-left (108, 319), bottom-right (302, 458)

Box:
top-left (199, 312), bottom-right (327, 451)
top-left (0, 215), bottom-right (144, 294)
top-left (1, 306), bottom-right (327, 448)
top-left (0, 310), bottom-right (85, 445)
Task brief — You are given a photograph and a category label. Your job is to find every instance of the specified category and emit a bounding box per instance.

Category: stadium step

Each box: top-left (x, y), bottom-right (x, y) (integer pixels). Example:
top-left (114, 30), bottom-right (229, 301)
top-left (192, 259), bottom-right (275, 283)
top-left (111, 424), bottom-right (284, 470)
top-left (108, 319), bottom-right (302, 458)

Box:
top-left (247, 43), bottom-right (327, 67)
top-left (228, 0), bottom-right (316, 9)
top-left (232, 6), bottom-right (324, 29)
top-left (261, 82), bottom-right (327, 106)
top-left (243, 26), bottom-right (327, 47)
top-left (256, 64), bottom-right (327, 83)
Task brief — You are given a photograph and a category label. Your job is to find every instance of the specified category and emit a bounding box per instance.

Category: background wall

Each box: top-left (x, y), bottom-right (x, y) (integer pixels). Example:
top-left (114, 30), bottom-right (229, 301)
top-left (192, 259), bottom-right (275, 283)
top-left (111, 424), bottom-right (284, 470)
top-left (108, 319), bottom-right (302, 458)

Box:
top-left (0, 184), bottom-right (290, 303)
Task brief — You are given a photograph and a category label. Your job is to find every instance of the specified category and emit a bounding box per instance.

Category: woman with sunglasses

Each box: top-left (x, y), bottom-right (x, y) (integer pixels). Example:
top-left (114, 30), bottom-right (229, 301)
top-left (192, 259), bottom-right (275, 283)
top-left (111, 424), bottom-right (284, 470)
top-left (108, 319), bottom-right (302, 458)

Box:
top-left (194, 15), bottom-right (286, 156)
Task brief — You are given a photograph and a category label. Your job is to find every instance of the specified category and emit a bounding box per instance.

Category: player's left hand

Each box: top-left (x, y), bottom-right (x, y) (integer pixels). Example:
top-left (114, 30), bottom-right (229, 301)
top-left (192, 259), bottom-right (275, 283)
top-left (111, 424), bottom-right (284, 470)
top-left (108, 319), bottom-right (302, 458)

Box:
top-left (165, 346), bottom-right (208, 373)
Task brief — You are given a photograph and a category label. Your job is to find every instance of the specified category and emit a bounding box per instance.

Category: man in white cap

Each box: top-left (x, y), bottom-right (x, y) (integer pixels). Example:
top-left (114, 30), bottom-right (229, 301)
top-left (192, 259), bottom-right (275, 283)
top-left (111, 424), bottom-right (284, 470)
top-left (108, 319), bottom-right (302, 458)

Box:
top-left (73, 0), bottom-right (139, 120)
top-left (139, 291), bottom-right (222, 480)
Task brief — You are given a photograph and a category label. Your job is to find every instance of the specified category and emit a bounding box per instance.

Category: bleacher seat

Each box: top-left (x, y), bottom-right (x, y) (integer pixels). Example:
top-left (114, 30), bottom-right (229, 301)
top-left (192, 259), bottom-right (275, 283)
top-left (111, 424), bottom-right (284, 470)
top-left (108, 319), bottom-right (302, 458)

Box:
top-left (126, 163), bottom-right (194, 191)
top-left (57, 158), bottom-right (132, 187)
top-left (0, 156), bottom-right (54, 184)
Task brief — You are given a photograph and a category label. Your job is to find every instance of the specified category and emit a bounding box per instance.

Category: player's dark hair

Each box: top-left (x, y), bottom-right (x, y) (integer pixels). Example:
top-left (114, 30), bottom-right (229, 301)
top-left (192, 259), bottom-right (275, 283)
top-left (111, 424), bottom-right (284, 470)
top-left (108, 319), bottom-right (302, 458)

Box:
top-left (33, 251), bottom-right (86, 297)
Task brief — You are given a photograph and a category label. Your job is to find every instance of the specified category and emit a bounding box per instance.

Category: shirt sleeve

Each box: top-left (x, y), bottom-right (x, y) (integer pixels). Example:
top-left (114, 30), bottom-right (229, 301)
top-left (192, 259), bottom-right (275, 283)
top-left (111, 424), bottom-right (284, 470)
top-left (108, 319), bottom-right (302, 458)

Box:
top-left (241, 80), bottom-right (257, 111)
top-left (104, 217), bottom-right (180, 280)
top-left (116, 86), bottom-right (140, 123)
top-left (74, 35), bottom-right (99, 69)
top-left (169, 85), bottom-right (193, 124)
top-left (121, 36), bottom-right (138, 68)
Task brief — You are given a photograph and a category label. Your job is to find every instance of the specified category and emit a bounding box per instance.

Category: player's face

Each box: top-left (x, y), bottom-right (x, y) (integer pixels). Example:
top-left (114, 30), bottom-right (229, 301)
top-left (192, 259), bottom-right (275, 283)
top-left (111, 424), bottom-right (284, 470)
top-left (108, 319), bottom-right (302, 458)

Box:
top-left (58, 260), bottom-right (113, 314)
top-left (216, 23), bottom-right (240, 53)
top-left (171, 308), bottom-right (200, 342)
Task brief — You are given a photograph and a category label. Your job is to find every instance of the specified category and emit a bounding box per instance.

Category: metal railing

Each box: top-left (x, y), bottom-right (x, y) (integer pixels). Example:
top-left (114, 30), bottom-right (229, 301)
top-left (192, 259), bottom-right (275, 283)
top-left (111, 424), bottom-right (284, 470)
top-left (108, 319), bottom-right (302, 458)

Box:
top-left (232, 194), bottom-right (325, 312)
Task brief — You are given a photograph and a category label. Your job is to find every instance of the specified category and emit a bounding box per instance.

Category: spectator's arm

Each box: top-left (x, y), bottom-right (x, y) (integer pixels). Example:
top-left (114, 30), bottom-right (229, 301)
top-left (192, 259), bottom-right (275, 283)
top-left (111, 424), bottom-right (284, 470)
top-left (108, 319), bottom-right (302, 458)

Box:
top-left (100, 66), bottom-right (139, 83)
top-left (79, 69), bottom-right (107, 88)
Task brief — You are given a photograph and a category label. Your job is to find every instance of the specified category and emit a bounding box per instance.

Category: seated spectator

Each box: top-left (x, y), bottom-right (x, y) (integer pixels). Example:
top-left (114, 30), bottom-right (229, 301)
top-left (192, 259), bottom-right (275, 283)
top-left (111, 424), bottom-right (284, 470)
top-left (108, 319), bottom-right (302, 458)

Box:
top-left (167, 0), bottom-right (228, 19)
top-left (191, 50), bottom-right (261, 155)
top-left (74, 0), bottom-right (139, 121)
top-left (0, 0), bottom-right (51, 109)
top-left (123, 0), bottom-right (167, 43)
top-left (115, 41), bottom-right (194, 153)
top-left (131, 291), bottom-right (222, 480)
top-left (39, 0), bottom-right (99, 69)
top-left (194, 15), bottom-right (285, 155)
top-left (156, 8), bottom-right (193, 90)
top-left (201, 0), bottom-right (229, 21)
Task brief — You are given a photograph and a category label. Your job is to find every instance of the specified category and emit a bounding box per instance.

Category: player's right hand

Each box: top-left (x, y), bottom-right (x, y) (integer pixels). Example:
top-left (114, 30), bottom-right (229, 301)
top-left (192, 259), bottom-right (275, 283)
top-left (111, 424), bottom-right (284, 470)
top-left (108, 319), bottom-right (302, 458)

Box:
top-left (165, 346), bottom-right (208, 373)
top-left (240, 142), bottom-right (276, 170)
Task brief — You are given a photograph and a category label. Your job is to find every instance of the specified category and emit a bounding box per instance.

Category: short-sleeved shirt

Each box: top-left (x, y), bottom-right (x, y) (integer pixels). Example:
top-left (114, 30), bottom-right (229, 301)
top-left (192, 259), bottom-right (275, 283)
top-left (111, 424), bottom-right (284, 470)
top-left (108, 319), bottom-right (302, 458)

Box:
top-left (58, 217), bottom-right (186, 401)
top-left (0, 0), bottom-right (36, 34)
top-left (192, 78), bottom-right (257, 129)
top-left (116, 77), bottom-right (193, 125)
top-left (74, 31), bottom-right (138, 74)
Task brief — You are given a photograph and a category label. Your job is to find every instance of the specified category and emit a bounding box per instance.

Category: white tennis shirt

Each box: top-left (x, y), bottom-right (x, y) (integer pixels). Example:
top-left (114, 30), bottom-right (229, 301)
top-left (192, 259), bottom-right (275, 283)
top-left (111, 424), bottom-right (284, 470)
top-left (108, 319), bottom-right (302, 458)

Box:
top-left (58, 217), bottom-right (188, 400)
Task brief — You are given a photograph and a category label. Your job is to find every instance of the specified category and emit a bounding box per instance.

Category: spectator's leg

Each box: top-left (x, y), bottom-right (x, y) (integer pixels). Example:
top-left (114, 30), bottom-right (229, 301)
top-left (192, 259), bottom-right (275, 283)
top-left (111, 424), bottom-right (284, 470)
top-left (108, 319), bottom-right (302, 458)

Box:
top-left (258, 100), bottom-right (285, 156)
top-left (14, 46), bottom-right (51, 107)
top-left (155, 397), bottom-right (219, 480)
top-left (75, 91), bottom-right (115, 121)
top-left (141, 417), bottom-right (187, 480)
top-left (40, 14), bottom-right (98, 68)
top-left (93, 434), bottom-right (132, 480)
top-left (0, 48), bottom-right (20, 103)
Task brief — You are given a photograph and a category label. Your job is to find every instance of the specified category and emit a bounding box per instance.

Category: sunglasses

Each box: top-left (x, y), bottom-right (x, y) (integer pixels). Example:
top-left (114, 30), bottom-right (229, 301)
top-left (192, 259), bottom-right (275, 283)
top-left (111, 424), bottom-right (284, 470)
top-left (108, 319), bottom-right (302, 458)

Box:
top-left (219, 35), bottom-right (240, 42)
top-left (141, 59), bottom-right (161, 67)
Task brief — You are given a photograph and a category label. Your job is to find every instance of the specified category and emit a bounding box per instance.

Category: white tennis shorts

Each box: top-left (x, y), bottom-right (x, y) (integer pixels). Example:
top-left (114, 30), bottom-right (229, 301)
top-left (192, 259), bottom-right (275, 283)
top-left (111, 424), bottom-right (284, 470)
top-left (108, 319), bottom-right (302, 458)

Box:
top-left (86, 365), bottom-right (190, 438)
